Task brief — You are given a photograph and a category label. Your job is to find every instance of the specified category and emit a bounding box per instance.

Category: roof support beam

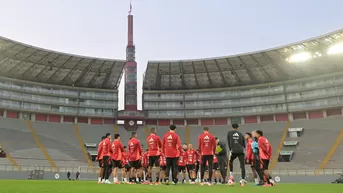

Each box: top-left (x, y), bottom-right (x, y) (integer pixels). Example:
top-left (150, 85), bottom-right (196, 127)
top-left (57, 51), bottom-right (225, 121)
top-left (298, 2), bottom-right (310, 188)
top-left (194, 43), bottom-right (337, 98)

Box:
top-left (214, 60), bottom-right (229, 86)
top-left (60, 58), bottom-right (85, 85)
top-left (250, 54), bottom-right (272, 81)
top-left (74, 59), bottom-right (96, 86)
top-left (156, 63), bottom-right (161, 89)
top-left (191, 61), bottom-right (199, 88)
top-left (101, 61), bottom-right (116, 88)
top-left (237, 56), bottom-right (259, 84)
top-left (225, 58), bottom-right (242, 84)
top-left (179, 62), bottom-right (186, 89)
top-left (1, 43), bottom-right (19, 57)
top-left (89, 60), bottom-right (106, 87)
top-left (7, 49), bottom-right (41, 76)
top-left (46, 56), bottom-right (73, 82)
top-left (264, 52), bottom-right (289, 80)
top-left (34, 54), bottom-right (61, 80)
top-left (21, 52), bottom-right (51, 79)
top-left (168, 62), bottom-right (172, 89)
top-left (203, 61), bottom-right (214, 88)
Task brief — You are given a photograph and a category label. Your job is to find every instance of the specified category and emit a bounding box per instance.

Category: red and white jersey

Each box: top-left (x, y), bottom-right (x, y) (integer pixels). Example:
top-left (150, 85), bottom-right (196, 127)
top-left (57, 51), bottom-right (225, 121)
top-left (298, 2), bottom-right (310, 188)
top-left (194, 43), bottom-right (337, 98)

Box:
top-left (121, 151), bottom-right (128, 166)
top-left (159, 155), bottom-right (166, 166)
top-left (128, 138), bottom-right (142, 161)
top-left (111, 140), bottom-right (124, 161)
top-left (142, 151), bottom-right (149, 167)
top-left (97, 140), bottom-right (104, 160)
top-left (101, 138), bottom-right (112, 157)
top-left (186, 149), bottom-right (197, 165)
top-left (198, 132), bottom-right (216, 156)
top-left (147, 133), bottom-right (162, 157)
top-left (258, 136), bottom-right (272, 160)
top-left (162, 132), bottom-right (181, 158)
top-left (178, 150), bottom-right (187, 166)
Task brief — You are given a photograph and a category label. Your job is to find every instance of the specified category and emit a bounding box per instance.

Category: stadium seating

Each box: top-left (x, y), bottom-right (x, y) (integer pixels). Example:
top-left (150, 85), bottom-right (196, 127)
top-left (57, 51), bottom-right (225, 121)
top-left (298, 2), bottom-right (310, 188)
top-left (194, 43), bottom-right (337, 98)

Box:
top-left (1, 115), bottom-right (343, 172)
top-left (277, 117), bottom-right (343, 169)
top-left (0, 118), bottom-right (51, 167)
top-left (30, 121), bottom-right (87, 167)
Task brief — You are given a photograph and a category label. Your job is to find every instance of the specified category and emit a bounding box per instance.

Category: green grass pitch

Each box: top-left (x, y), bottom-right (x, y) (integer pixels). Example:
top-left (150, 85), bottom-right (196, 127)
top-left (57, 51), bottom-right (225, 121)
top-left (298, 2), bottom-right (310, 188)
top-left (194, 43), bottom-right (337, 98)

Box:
top-left (0, 180), bottom-right (342, 193)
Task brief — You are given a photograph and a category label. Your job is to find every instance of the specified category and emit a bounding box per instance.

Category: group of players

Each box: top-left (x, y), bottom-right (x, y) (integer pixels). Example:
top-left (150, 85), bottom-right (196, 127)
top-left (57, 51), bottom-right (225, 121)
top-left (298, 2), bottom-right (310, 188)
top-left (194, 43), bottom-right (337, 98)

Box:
top-left (96, 123), bottom-right (275, 187)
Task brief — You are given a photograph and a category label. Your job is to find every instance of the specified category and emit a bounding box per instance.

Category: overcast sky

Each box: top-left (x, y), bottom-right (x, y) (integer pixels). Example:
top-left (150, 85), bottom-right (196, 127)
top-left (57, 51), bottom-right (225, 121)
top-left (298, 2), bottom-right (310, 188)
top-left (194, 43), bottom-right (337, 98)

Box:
top-left (0, 0), bottom-right (342, 110)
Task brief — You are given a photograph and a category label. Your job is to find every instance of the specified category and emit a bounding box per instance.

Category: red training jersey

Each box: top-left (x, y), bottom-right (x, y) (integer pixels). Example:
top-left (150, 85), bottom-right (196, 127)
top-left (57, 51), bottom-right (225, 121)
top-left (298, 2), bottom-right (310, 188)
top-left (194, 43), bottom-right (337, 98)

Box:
top-left (142, 151), bottom-right (149, 167)
top-left (198, 132), bottom-right (216, 156)
top-left (128, 138), bottom-right (142, 161)
top-left (162, 131), bottom-right (181, 158)
top-left (258, 136), bottom-right (272, 160)
top-left (111, 140), bottom-right (124, 161)
top-left (97, 140), bottom-right (104, 160)
top-left (147, 133), bottom-right (162, 157)
top-left (245, 139), bottom-right (254, 161)
top-left (178, 150), bottom-right (187, 166)
top-left (186, 149), bottom-right (197, 165)
top-left (121, 151), bottom-right (128, 166)
top-left (101, 138), bottom-right (112, 157)
top-left (160, 155), bottom-right (166, 166)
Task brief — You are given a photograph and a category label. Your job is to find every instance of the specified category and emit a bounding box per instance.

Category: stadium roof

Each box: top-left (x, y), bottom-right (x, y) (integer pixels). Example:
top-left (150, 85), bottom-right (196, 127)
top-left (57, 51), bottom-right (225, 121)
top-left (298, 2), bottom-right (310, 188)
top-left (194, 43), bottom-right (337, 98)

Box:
top-left (0, 36), bottom-right (126, 89)
top-left (144, 29), bottom-right (343, 90)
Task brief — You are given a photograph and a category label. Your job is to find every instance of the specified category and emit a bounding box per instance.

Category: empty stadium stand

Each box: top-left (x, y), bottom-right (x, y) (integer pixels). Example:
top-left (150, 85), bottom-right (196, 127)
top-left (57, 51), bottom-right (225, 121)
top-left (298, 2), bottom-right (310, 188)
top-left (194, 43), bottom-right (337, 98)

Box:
top-left (0, 118), bottom-right (51, 167)
top-left (277, 117), bottom-right (343, 169)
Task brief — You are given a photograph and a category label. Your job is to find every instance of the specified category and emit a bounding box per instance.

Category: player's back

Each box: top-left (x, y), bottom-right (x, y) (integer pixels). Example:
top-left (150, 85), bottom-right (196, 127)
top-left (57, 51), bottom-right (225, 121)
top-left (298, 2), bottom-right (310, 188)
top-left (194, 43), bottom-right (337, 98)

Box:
top-left (102, 138), bottom-right (111, 157)
top-left (97, 140), bottom-right (104, 160)
top-left (147, 133), bottom-right (162, 156)
top-left (258, 136), bottom-right (272, 159)
top-left (162, 131), bottom-right (181, 158)
top-left (227, 130), bottom-right (245, 154)
top-left (128, 138), bottom-right (141, 161)
top-left (111, 140), bottom-right (123, 160)
top-left (198, 132), bottom-right (216, 155)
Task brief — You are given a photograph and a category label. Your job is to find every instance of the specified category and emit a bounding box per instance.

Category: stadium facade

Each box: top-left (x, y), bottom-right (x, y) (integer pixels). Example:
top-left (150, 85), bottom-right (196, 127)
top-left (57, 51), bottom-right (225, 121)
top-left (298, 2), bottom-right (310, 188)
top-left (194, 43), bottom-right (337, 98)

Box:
top-left (143, 30), bottom-right (343, 125)
top-left (1, 7), bottom-right (343, 174)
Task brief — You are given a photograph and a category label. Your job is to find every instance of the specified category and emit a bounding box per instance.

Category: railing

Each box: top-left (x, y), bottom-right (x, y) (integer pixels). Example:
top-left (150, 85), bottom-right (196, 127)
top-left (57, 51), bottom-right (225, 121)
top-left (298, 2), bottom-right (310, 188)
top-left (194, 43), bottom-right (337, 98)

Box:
top-left (0, 164), bottom-right (342, 176)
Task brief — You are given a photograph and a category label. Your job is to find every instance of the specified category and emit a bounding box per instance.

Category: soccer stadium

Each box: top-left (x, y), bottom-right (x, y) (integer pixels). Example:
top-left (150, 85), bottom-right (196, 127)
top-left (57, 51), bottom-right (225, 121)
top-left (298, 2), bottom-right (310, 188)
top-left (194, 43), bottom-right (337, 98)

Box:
top-left (1, 2), bottom-right (343, 193)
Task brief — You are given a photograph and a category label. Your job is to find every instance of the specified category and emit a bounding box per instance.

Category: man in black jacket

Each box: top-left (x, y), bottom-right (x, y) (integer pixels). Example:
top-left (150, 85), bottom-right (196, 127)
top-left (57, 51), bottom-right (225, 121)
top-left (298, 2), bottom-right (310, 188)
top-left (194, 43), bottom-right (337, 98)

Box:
top-left (215, 137), bottom-right (227, 183)
top-left (227, 123), bottom-right (246, 185)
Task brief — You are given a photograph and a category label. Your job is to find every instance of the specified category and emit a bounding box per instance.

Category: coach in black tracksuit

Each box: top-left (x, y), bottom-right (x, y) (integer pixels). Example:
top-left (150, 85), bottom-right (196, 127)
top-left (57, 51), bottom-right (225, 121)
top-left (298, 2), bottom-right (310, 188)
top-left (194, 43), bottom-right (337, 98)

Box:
top-left (215, 137), bottom-right (228, 183)
top-left (227, 123), bottom-right (246, 180)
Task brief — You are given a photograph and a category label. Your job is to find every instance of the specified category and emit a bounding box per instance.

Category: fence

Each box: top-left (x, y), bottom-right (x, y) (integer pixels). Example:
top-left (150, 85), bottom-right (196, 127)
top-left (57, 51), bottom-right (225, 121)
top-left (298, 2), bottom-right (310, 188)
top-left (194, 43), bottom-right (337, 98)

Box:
top-left (0, 164), bottom-right (342, 176)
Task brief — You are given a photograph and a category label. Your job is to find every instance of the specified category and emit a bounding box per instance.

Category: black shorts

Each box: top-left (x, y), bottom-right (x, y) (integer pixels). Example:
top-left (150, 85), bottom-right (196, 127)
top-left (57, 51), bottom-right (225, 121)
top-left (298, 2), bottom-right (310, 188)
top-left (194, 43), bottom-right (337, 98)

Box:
top-left (213, 162), bottom-right (219, 170)
top-left (129, 160), bottom-right (142, 169)
top-left (187, 164), bottom-right (196, 171)
top-left (178, 166), bottom-right (186, 173)
top-left (160, 166), bottom-right (166, 171)
top-left (99, 160), bottom-right (103, 168)
top-left (149, 156), bottom-right (160, 167)
top-left (112, 160), bottom-right (123, 168)
top-left (125, 164), bottom-right (131, 172)
top-left (262, 159), bottom-right (270, 170)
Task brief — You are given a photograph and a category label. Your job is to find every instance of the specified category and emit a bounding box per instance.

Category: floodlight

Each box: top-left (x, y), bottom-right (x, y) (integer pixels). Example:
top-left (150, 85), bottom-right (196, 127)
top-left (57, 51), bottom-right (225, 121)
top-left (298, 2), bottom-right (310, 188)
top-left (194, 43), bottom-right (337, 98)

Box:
top-left (327, 43), bottom-right (343, 55)
top-left (287, 52), bottom-right (312, 63)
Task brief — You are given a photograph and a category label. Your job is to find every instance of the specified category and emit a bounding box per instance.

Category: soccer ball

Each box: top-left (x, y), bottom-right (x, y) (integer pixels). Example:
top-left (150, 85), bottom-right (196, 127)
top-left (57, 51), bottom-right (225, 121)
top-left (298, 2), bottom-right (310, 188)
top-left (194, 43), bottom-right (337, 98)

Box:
top-left (228, 179), bottom-right (235, 186)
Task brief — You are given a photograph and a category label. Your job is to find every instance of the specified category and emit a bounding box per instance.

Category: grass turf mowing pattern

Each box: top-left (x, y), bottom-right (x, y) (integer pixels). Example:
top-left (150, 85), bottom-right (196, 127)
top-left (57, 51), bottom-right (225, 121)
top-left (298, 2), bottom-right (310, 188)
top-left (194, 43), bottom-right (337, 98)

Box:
top-left (0, 181), bottom-right (342, 193)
